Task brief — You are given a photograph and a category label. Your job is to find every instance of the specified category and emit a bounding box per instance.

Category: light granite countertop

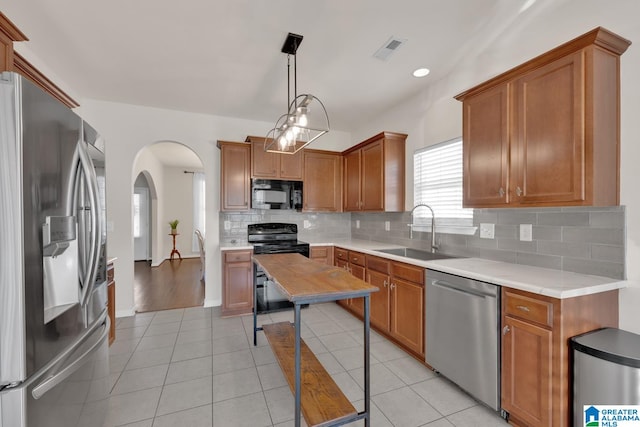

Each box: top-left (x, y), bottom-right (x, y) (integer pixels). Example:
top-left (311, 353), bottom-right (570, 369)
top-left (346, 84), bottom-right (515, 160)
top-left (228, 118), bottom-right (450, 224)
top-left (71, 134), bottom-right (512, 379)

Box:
top-left (221, 238), bottom-right (632, 299)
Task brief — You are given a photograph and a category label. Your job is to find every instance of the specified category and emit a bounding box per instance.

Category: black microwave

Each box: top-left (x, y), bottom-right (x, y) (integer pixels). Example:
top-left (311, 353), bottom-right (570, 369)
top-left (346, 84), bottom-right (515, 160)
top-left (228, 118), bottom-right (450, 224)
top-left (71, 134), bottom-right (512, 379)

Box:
top-left (251, 179), bottom-right (303, 211)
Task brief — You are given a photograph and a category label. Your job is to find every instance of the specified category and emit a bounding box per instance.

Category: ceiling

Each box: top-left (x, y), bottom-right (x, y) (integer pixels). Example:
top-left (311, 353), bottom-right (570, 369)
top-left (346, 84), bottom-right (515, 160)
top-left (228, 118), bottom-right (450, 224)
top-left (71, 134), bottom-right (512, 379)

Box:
top-left (2, 0), bottom-right (549, 133)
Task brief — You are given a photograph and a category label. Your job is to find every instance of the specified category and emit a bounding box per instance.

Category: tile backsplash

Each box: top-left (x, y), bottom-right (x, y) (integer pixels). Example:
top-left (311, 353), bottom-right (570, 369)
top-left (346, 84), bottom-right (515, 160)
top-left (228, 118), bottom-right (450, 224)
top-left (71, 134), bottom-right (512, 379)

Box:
top-left (220, 206), bottom-right (626, 280)
top-left (219, 211), bottom-right (351, 243)
top-left (351, 206), bottom-right (626, 280)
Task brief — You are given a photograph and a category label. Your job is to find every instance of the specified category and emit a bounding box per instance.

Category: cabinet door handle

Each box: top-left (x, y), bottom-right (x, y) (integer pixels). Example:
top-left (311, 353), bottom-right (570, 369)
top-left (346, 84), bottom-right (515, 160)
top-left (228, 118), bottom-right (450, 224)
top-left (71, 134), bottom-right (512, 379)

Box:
top-left (503, 325), bottom-right (510, 335)
top-left (498, 187), bottom-right (505, 197)
top-left (516, 186), bottom-right (523, 196)
top-left (516, 305), bottom-right (530, 312)
top-left (390, 283), bottom-right (396, 290)
top-left (383, 280), bottom-right (388, 288)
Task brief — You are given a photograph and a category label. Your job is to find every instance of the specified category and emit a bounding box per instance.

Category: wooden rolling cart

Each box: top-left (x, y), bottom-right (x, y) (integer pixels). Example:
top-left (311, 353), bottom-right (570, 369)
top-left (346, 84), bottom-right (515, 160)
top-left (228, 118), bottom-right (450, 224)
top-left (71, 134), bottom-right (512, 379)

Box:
top-left (252, 253), bottom-right (378, 427)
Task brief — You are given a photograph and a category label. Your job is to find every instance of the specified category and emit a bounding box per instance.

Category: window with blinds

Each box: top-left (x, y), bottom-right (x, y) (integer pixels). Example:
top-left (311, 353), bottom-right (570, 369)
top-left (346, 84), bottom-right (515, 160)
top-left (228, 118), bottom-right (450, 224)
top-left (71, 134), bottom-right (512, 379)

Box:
top-left (413, 137), bottom-right (472, 226)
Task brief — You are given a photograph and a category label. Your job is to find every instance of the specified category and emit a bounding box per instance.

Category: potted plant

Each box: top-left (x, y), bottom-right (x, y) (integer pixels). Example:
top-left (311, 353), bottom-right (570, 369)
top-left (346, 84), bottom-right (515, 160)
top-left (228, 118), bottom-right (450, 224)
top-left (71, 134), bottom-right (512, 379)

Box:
top-left (169, 219), bottom-right (179, 235)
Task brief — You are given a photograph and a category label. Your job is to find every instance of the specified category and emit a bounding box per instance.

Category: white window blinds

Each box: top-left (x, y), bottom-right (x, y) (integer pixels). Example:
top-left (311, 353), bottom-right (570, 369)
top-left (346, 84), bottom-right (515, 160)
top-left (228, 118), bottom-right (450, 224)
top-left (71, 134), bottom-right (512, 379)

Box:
top-left (413, 138), bottom-right (472, 223)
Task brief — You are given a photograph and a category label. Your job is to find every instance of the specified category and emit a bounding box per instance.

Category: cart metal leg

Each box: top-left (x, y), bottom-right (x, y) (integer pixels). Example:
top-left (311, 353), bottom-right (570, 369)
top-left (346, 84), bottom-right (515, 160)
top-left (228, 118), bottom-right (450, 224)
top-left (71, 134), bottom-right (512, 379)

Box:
top-left (294, 303), bottom-right (302, 427)
top-left (363, 295), bottom-right (371, 427)
top-left (253, 268), bottom-right (258, 346)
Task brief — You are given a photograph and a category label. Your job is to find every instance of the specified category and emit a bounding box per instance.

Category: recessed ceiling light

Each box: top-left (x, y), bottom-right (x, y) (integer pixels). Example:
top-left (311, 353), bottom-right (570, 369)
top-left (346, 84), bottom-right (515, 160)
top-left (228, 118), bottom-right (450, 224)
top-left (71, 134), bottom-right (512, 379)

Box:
top-left (413, 68), bottom-right (430, 78)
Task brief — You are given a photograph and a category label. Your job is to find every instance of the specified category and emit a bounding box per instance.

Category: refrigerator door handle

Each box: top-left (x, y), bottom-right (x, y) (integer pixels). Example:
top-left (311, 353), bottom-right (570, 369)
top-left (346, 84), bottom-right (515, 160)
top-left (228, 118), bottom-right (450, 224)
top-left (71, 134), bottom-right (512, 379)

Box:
top-left (76, 140), bottom-right (102, 308)
top-left (0, 310), bottom-right (107, 396)
top-left (31, 315), bottom-right (109, 400)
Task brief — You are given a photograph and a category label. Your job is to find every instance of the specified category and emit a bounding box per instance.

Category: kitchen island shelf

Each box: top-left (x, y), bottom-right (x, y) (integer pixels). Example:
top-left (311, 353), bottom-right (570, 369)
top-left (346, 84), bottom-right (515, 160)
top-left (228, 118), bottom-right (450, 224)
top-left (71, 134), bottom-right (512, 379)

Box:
top-left (253, 253), bottom-right (378, 427)
top-left (263, 322), bottom-right (357, 427)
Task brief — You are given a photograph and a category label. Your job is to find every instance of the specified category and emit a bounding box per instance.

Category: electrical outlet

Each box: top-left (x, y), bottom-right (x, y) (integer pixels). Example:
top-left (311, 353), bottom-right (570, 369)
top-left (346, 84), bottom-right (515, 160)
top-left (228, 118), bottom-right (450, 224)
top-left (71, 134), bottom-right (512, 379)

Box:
top-left (224, 220), bottom-right (231, 230)
top-left (479, 223), bottom-right (495, 239)
top-left (384, 221), bottom-right (390, 231)
top-left (356, 220), bottom-right (360, 229)
top-left (520, 224), bottom-right (533, 241)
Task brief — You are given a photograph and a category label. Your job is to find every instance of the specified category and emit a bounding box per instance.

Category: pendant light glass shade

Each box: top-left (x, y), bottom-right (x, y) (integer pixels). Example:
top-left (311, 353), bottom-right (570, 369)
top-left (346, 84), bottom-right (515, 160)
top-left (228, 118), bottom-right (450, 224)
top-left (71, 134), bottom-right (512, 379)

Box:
top-left (264, 33), bottom-right (329, 155)
top-left (264, 94), bottom-right (329, 154)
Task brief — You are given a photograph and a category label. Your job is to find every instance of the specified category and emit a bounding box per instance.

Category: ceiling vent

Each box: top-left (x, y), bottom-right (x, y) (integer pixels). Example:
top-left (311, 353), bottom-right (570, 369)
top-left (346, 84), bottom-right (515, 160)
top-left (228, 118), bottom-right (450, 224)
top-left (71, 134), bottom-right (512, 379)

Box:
top-left (373, 36), bottom-right (407, 61)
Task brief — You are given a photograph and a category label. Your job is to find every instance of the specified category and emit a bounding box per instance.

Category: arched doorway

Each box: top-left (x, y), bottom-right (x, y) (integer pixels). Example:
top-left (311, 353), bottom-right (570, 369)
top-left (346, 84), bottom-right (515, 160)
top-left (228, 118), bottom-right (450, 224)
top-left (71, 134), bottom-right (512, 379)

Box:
top-left (133, 172), bottom-right (154, 262)
top-left (132, 141), bottom-right (206, 312)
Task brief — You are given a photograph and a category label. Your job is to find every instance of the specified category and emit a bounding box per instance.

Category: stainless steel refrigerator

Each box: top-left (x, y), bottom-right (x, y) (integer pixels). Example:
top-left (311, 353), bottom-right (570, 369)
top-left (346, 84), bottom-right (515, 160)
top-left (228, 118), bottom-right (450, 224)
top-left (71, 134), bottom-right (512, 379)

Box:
top-left (0, 72), bottom-right (110, 427)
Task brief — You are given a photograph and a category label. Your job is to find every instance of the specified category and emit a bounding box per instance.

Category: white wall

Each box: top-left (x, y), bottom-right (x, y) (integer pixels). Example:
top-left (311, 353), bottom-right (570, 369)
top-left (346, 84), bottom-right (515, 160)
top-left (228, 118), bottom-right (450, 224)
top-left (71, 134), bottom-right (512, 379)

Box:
top-left (353, 0), bottom-right (640, 333)
top-left (79, 99), bottom-right (351, 316)
top-left (163, 166), bottom-right (201, 259)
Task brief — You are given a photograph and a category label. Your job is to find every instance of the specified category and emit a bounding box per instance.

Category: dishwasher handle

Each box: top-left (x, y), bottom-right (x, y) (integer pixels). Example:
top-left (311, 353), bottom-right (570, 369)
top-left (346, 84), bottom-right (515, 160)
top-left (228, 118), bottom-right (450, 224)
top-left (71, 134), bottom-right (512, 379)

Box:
top-left (430, 279), bottom-right (497, 299)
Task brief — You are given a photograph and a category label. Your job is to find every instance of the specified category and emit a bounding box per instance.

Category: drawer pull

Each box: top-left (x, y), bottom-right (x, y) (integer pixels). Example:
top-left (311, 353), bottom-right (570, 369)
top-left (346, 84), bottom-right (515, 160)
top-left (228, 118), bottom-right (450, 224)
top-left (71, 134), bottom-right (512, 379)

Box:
top-left (516, 305), bottom-right (530, 312)
top-left (503, 325), bottom-right (510, 335)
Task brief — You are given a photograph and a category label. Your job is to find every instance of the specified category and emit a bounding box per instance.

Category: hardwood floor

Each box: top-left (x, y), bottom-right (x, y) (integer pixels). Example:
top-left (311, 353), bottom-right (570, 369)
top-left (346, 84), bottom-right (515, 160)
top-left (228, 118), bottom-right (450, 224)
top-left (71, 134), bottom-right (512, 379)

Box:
top-left (134, 258), bottom-right (204, 313)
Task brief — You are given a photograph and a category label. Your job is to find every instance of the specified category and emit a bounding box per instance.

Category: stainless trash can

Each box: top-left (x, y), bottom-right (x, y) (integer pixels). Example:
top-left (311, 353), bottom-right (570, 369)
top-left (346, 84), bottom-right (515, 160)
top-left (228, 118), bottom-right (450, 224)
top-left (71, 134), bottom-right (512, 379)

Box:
top-left (571, 327), bottom-right (640, 426)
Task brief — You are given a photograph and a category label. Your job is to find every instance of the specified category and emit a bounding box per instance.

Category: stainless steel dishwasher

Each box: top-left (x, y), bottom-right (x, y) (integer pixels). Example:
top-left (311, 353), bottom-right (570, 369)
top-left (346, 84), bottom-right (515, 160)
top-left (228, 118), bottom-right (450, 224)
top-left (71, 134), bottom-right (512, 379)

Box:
top-left (426, 269), bottom-right (501, 411)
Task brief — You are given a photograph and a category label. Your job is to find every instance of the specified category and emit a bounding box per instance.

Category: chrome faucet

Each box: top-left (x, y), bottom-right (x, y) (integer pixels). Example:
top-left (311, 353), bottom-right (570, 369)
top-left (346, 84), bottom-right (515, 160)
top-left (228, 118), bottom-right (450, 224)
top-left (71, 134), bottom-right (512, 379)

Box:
top-left (409, 204), bottom-right (438, 253)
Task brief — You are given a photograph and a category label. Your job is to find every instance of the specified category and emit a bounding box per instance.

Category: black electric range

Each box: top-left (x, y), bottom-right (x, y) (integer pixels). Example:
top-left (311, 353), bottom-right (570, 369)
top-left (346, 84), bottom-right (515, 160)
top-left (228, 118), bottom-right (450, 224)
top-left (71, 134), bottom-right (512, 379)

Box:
top-left (248, 223), bottom-right (310, 313)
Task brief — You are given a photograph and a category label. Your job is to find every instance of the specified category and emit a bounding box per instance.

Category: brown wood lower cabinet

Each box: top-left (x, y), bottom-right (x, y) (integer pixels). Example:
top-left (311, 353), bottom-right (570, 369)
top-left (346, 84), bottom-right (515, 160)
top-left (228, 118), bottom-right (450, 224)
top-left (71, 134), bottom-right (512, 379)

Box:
top-left (310, 245), bottom-right (334, 265)
top-left (501, 287), bottom-right (618, 427)
top-left (388, 262), bottom-right (424, 357)
top-left (334, 247), bottom-right (425, 359)
top-left (502, 315), bottom-right (552, 425)
top-left (366, 256), bottom-right (391, 331)
top-left (107, 260), bottom-right (116, 346)
top-left (222, 249), bottom-right (253, 316)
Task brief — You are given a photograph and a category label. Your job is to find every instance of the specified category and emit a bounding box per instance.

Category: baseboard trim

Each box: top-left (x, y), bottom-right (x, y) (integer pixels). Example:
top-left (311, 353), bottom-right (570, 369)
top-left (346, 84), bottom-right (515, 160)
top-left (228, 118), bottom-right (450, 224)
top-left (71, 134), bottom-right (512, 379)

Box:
top-left (116, 308), bottom-right (136, 318)
top-left (204, 298), bottom-right (221, 308)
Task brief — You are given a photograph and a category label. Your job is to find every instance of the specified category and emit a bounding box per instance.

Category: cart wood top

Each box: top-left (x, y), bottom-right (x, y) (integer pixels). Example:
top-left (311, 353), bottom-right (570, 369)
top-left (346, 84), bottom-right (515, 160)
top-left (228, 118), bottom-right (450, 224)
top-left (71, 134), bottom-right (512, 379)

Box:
top-left (252, 253), bottom-right (378, 303)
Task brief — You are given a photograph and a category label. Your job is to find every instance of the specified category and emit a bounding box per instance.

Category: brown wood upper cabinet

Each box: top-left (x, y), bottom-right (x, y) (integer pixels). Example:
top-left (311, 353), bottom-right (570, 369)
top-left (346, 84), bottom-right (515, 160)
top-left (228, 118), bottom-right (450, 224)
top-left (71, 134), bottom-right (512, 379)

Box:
top-left (303, 149), bottom-right (342, 212)
top-left (456, 27), bottom-right (630, 208)
top-left (246, 136), bottom-right (304, 180)
top-left (342, 132), bottom-right (406, 212)
top-left (218, 141), bottom-right (251, 211)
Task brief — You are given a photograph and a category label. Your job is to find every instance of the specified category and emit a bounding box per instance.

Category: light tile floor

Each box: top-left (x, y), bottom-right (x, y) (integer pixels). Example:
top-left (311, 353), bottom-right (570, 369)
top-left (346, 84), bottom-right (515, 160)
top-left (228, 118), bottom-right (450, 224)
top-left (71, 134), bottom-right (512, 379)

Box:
top-left (105, 304), bottom-right (508, 427)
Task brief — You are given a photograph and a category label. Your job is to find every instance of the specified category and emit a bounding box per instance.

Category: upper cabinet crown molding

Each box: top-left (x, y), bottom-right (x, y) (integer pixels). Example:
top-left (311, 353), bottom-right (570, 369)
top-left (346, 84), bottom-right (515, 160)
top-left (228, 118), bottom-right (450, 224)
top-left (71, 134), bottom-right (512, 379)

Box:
top-left (455, 27), bottom-right (631, 100)
top-left (13, 52), bottom-right (80, 108)
top-left (0, 12), bottom-right (28, 42)
top-left (1, 12), bottom-right (79, 109)
top-left (456, 27), bottom-right (630, 208)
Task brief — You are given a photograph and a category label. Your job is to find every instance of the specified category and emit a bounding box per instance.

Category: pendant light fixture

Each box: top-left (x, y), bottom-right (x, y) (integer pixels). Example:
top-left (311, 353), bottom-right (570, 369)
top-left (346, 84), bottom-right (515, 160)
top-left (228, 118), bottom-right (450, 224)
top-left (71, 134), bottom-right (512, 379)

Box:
top-left (264, 32), bottom-right (330, 154)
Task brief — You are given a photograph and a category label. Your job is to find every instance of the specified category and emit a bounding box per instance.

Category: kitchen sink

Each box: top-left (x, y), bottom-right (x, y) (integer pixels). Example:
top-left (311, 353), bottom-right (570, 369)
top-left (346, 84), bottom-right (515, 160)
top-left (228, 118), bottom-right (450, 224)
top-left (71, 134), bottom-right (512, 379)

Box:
top-left (374, 247), bottom-right (460, 261)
